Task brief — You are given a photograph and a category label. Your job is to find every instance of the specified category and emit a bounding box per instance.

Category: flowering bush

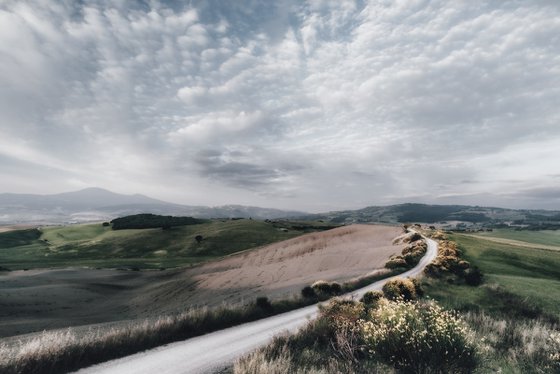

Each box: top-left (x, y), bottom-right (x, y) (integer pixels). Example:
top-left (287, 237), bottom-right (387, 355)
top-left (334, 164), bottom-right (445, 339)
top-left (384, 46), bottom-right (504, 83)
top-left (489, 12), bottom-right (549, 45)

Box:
top-left (360, 299), bottom-right (477, 373)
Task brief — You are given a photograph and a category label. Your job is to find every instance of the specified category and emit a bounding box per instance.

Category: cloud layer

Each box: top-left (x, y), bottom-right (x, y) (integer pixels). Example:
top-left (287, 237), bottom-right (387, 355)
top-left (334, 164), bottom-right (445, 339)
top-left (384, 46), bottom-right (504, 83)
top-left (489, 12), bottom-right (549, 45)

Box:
top-left (1, 0), bottom-right (559, 211)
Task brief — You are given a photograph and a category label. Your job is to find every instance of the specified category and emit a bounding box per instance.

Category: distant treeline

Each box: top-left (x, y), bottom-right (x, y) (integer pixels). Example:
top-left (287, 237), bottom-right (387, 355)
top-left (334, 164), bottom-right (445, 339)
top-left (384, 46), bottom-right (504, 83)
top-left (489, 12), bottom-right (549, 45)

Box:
top-left (395, 205), bottom-right (490, 223)
top-left (110, 214), bottom-right (206, 230)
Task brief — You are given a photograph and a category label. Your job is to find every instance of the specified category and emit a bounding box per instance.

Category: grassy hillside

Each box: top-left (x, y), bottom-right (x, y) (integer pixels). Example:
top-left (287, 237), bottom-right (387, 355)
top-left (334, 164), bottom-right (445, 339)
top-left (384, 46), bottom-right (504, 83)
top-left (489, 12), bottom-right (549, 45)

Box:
top-left (0, 219), bottom-right (331, 270)
top-left (424, 232), bottom-right (560, 319)
top-left (302, 203), bottom-right (560, 228)
top-left (475, 228), bottom-right (560, 247)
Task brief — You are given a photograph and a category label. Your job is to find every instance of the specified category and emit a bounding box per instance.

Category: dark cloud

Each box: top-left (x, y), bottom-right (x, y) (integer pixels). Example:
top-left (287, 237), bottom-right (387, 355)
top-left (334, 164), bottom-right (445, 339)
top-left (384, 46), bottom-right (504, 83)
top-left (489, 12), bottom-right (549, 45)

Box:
top-left (194, 149), bottom-right (304, 192)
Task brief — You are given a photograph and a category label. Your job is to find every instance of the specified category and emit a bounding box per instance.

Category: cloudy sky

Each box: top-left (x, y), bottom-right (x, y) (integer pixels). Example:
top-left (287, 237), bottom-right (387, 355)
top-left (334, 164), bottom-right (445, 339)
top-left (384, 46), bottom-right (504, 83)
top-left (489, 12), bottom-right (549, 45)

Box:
top-left (1, 0), bottom-right (559, 212)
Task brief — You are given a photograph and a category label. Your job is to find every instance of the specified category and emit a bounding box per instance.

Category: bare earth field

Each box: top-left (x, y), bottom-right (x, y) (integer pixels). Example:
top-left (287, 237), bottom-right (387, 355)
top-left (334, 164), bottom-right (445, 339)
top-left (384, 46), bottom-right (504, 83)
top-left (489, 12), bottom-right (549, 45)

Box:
top-left (0, 224), bottom-right (402, 338)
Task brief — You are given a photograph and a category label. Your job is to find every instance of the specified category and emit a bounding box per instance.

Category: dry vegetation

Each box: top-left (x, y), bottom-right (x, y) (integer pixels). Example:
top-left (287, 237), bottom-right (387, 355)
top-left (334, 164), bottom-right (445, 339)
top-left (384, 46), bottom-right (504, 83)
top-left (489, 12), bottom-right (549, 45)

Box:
top-left (385, 231), bottom-right (427, 270)
top-left (235, 284), bottom-right (478, 374)
top-left (423, 231), bottom-right (482, 286)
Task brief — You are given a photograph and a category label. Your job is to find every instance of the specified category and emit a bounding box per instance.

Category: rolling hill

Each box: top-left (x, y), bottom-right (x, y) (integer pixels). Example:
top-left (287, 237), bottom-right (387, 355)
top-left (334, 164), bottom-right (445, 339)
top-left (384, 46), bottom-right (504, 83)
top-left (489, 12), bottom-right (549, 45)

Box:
top-left (301, 203), bottom-right (560, 229)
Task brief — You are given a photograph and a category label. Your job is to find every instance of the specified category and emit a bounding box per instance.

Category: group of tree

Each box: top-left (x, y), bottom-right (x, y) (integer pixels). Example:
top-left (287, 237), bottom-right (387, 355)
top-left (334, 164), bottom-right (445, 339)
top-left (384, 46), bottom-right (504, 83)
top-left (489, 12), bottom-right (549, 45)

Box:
top-left (110, 213), bottom-right (206, 230)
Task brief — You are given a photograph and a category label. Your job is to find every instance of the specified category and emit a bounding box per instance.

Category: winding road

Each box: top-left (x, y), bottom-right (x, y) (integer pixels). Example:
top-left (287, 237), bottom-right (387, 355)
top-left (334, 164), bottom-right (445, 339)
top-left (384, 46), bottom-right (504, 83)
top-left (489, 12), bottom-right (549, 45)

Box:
top-left (75, 235), bottom-right (438, 374)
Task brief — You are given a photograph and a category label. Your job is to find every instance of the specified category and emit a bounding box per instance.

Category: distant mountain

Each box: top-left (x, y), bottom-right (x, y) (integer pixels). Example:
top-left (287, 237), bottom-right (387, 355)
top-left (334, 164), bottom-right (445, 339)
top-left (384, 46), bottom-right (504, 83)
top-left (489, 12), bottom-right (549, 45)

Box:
top-left (0, 187), bottom-right (166, 211)
top-left (300, 203), bottom-right (560, 229)
top-left (0, 188), bottom-right (307, 224)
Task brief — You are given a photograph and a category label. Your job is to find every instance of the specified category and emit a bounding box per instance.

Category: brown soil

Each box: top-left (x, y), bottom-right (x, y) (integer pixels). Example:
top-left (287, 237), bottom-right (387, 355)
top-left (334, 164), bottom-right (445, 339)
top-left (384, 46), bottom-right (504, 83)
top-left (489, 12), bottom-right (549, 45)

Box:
top-left (0, 224), bottom-right (402, 338)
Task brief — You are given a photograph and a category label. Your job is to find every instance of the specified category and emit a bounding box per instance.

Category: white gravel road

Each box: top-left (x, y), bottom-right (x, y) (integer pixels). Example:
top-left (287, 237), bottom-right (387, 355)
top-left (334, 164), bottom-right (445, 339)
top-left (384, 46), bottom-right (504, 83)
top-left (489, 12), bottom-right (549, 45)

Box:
top-left (75, 235), bottom-right (438, 374)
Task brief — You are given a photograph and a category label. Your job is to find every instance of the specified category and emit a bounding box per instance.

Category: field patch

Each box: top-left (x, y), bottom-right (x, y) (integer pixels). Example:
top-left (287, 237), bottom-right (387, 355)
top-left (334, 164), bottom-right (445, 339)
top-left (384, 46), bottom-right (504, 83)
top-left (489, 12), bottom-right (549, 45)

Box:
top-left (0, 219), bottom-right (326, 270)
top-left (424, 232), bottom-right (560, 318)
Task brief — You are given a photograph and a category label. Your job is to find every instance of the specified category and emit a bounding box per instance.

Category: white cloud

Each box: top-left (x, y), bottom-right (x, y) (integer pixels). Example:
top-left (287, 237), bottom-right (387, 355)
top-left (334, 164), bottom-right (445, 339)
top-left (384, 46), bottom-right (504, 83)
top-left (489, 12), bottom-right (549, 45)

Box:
top-left (0, 0), bottom-right (559, 211)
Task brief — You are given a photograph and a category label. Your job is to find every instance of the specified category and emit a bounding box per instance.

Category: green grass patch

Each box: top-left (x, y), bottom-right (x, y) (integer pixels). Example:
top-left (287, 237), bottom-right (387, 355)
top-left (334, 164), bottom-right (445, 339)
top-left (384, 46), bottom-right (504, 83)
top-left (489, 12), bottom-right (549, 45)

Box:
top-left (0, 219), bottom-right (327, 270)
top-left (423, 232), bottom-right (560, 319)
top-left (476, 228), bottom-right (560, 247)
top-left (0, 229), bottom-right (42, 249)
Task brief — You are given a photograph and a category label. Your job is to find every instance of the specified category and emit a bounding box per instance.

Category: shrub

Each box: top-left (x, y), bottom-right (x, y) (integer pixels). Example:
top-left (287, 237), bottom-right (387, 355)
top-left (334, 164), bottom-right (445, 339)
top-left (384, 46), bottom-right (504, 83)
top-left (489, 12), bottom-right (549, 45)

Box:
top-left (405, 232), bottom-right (422, 242)
top-left (385, 256), bottom-right (408, 269)
top-left (256, 296), bottom-right (273, 312)
top-left (301, 286), bottom-right (316, 299)
top-left (410, 277), bottom-right (424, 297)
top-left (320, 299), bottom-right (365, 326)
top-left (424, 263), bottom-right (443, 278)
top-left (102, 222), bottom-right (110, 227)
top-left (311, 280), bottom-right (331, 294)
top-left (360, 300), bottom-right (477, 373)
top-left (382, 278), bottom-right (417, 301)
top-left (388, 239), bottom-right (427, 270)
top-left (329, 282), bottom-right (342, 295)
top-left (311, 281), bottom-right (342, 297)
top-left (360, 291), bottom-right (383, 307)
top-left (464, 267), bottom-right (483, 286)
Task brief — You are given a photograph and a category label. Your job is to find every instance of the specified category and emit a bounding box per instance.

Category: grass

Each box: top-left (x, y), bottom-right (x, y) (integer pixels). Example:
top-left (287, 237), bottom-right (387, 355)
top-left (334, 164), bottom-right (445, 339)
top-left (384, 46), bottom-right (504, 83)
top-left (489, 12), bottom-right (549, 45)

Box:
top-left (0, 296), bottom-right (317, 374)
top-left (0, 219), bottom-right (331, 270)
top-left (421, 231), bottom-right (560, 372)
top-left (475, 228), bottom-right (560, 248)
top-left (424, 233), bottom-right (560, 319)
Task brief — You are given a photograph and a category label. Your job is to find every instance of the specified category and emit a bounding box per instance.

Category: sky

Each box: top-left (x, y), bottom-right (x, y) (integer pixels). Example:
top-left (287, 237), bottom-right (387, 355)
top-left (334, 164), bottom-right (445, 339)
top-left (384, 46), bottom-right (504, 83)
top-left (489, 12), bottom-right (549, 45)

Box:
top-left (0, 0), bottom-right (559, 212)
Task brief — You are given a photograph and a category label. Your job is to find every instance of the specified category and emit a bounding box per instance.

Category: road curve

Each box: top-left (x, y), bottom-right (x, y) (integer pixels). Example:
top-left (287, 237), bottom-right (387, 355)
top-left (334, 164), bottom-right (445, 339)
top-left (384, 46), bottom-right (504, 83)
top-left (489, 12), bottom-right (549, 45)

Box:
top-left (75, 235), bottom-right (438, 374)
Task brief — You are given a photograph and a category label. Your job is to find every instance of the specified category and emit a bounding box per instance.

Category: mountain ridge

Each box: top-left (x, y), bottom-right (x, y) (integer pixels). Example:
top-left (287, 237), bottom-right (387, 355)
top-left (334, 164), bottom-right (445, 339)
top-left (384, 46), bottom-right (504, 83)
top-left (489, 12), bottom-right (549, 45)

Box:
top-left (0, 188), bottom-right (307, 224)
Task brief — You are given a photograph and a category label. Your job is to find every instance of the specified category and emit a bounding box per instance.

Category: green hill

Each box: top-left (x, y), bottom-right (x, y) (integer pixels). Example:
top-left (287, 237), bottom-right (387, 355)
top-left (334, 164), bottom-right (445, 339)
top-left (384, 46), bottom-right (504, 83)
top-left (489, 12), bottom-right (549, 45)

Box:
top-left (0, 218), bottom-right (334, 270)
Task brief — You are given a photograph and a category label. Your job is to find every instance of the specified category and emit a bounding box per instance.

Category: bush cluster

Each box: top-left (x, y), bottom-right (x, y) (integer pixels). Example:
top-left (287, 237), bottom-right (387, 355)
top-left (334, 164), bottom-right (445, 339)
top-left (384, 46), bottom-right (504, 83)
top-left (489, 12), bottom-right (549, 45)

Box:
top-left (381, 277), bottom-right (423, 301)
top-left (424, 235), bottom-right (484, 287)
top-left (110, 214), bottom-right (205, 230)
top-left (425, 240), bottom-right (467, 275)
top-left (360, 299), bottom-right (478, 373)
top-left (385, 239), bottom-right (427, 270)
top-left (360, 290), bottom-right (383, 308)
top-left (304, 280), bottom-right (343, 298)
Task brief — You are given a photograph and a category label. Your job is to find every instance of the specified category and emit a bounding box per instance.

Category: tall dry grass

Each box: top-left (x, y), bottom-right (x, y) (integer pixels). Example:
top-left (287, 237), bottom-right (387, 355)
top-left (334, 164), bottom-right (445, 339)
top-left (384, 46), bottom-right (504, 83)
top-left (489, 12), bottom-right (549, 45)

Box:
top-left (465, 311), bottom-right (560, 372)
top-left (0, 297), bottom-right (315, 374)
top-left (235, 297), bottom-right (477, 374)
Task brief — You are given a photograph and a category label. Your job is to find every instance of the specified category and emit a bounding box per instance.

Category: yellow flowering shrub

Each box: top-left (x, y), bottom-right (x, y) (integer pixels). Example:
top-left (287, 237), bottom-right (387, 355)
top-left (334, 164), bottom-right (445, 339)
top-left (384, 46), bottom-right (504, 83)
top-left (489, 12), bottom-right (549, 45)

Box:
top-left (360, 299), bottom-right (477, 373)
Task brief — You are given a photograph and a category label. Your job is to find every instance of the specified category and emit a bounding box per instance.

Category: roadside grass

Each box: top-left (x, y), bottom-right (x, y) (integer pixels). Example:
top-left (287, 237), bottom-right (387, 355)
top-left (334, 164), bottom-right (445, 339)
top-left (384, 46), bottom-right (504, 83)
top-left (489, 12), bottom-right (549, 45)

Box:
top-left (0, 219), bottom-right (329, 270)
top-left (0, 296), bottom-right (318, 374)
top-left (235, 296), bottom-right (479, 374)
top-left (423, 233), bottom-right (560, 318)
top-left (422, 231), bottom-right (560, 372)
